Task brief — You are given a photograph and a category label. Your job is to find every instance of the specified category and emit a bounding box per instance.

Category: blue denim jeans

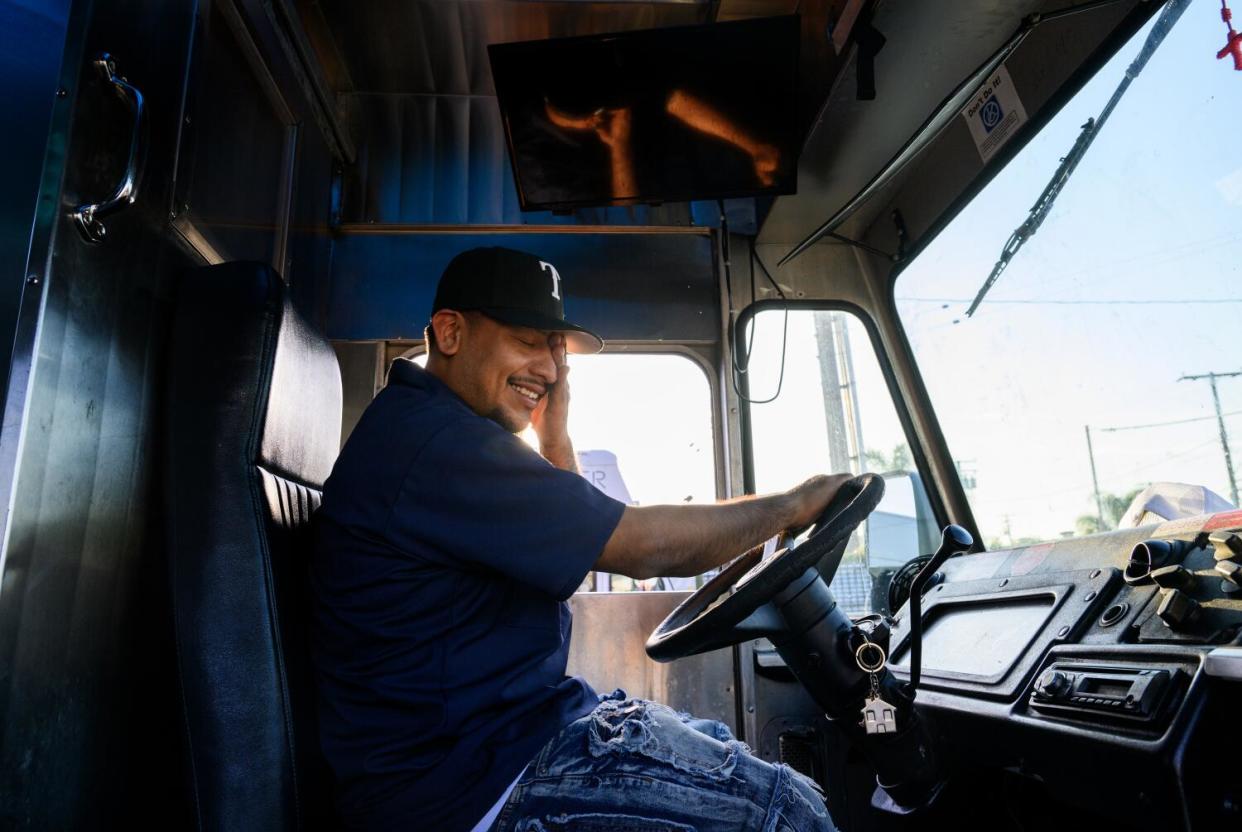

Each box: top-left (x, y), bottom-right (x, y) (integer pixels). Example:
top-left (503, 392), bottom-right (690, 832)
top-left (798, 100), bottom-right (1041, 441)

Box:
top-left (492, 691), bottom-right (836, 832)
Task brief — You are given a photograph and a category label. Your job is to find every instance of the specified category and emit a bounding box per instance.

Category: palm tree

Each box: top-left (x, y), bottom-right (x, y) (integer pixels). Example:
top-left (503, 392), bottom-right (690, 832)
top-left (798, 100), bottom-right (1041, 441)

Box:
top-left (1076, 487), bottom-right (1146, 535)
top-left (865, 443), bottom-right (912, 474)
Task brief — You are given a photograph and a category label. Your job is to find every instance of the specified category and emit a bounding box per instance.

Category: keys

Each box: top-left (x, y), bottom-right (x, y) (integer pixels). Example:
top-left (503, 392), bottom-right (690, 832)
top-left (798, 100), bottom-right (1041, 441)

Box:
top-left (855, 638), bottom-right (898, 735)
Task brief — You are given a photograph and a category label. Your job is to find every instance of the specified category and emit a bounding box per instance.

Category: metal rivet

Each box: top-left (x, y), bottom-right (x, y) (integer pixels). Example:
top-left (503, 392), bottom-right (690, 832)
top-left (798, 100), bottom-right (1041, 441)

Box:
top-left (1084, 591), bottom-right (1097, 602)
top-left (56, 87), bottom-right (67, 98)
top-left (26, 274), bottom-right (39, 285)
top-left (999, 578), bottom-right (1009, 587)
top-left (1057, 626), bottom-right (1071, 638)
top-left (746, 705), bottom-right (755, 713)
top-left (1090, 569), bottom-right (1101, 579)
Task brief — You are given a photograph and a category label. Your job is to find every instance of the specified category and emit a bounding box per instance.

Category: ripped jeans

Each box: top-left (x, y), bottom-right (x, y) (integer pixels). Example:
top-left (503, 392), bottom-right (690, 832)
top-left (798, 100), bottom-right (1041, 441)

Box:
top-left (491, 691), bottom-right (835, 832)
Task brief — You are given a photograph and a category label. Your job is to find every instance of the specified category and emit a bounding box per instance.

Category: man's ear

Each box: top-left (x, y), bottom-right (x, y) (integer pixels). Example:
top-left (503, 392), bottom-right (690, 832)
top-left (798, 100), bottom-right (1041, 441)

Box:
top-left (430, 309), bottom-right (465, 356)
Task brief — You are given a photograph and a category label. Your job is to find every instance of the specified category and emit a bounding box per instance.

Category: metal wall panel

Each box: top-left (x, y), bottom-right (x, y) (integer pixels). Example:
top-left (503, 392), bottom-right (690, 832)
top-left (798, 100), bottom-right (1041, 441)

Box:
top-left (319, 0), bottom-right (711, 226)
top-left (567, 591), bottom-right (738, 733)
top-left (0, 1), bottom-right (199, 827)
top-left (327, 230), bottom-right (718, 342)
top-left (342, 92), bottom-right (701, 226)
top-left (314, 0), bottom-right (709, 97)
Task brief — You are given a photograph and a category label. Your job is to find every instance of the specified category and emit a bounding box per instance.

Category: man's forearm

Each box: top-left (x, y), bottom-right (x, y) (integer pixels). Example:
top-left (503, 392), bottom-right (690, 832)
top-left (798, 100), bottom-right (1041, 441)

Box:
top-left (541, 439), bottom-right (578, 473)
top-left (596, 493), bottom-right (800, 580)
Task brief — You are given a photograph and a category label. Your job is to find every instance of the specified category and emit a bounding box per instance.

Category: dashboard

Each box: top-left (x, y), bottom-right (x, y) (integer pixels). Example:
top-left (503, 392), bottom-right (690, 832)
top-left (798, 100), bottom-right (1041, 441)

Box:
top-left (886, 512), bottom-right (1242, 829)
top-left (754, 510), bottom-right (1242, 830)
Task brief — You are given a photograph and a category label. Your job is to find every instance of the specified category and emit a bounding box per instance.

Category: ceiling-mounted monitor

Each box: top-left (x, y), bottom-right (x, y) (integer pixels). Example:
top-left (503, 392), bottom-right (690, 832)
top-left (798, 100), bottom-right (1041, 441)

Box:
top-left (488, 16), bottom-right (800, 212)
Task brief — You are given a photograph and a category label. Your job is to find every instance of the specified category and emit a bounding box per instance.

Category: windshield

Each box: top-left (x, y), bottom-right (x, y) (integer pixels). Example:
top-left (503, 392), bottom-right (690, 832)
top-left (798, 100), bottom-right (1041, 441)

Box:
top-left (896, 8), bottom-right (1241, 547)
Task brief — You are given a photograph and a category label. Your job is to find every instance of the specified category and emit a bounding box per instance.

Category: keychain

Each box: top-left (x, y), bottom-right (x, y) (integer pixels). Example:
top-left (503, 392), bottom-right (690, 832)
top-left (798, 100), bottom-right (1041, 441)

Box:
top-left (855, 637), bottom-right (898, 735)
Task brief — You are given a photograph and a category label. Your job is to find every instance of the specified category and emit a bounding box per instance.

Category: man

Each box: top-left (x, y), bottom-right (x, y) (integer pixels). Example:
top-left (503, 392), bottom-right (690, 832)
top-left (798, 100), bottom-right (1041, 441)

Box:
top-left (310, 247), bottom-right (845, 831)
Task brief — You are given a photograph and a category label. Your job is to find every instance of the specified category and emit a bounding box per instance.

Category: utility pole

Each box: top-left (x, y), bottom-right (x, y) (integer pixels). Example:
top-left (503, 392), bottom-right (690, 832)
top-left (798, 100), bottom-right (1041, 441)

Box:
top-left (1178, 370), bottom-right (1241, 506)
top-left (1084, 425), bottom-right (1105, 529)
top-left (813, 312), bottom-right (855, 474)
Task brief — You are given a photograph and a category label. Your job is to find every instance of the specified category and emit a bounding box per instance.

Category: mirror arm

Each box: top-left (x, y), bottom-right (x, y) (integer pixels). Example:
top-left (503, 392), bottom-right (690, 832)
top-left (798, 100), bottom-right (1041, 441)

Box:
top-left (904, 525), bottom-right (973, 695)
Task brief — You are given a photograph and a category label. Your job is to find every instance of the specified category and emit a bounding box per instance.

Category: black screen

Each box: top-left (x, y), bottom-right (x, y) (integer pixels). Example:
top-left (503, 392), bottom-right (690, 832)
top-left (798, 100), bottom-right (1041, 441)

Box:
top-left (893, 597), bottom-right (1056, 679)
top-left (488, 16), bottom-right (800, 211)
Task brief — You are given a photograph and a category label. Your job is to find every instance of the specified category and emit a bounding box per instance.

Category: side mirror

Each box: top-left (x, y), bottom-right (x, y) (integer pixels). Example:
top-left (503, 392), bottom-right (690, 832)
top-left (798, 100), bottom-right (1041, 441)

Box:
top-left (865, 471), bottom-right (940, 612)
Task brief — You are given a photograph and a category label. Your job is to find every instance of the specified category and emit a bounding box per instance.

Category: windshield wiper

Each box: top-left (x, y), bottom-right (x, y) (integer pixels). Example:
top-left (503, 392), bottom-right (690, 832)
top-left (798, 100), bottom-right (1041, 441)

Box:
top-left (966, 0), bottom-right (1191, 318)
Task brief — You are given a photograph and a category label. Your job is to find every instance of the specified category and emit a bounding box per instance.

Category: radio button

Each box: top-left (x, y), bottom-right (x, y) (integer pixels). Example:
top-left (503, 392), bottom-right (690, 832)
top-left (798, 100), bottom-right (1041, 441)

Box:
top-left (1035, 670), bottom-right (1073, 699)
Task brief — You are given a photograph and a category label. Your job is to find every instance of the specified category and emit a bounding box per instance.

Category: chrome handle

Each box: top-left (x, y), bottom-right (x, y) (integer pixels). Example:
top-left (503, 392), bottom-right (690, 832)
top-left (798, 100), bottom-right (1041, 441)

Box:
top-left (72, 53), bottom-right (146, 243)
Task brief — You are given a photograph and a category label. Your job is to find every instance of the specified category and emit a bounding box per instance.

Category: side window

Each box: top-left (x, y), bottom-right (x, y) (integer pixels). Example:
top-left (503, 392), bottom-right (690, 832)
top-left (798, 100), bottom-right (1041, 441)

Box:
top-left (743, 308), bottom-right (939, 617)
top-left (408, 350), bottom-right (718, 591)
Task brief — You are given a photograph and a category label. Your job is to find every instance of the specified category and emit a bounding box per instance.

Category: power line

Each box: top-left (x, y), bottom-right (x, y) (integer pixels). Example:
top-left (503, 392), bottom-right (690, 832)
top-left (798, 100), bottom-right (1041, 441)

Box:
top-left (897, 297), bottom-right (1242, 306)
top-left (1098, 409), bottom-right (1242, 433)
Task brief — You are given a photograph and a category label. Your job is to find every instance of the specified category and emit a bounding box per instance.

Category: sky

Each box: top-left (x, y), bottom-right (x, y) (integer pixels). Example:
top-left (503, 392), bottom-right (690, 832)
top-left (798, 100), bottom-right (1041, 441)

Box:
top-left (892, 1), bottom-right (1242, 542)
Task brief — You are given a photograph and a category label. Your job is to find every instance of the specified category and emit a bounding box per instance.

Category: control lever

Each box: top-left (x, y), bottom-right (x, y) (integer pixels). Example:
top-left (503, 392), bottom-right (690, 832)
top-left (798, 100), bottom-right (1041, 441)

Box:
top-left (905, 525), bottom-right (974, 695)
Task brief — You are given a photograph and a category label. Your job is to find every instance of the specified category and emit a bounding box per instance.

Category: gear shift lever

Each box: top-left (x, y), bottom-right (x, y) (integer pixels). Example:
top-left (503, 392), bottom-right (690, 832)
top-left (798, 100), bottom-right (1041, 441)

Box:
top-left (905, 525), bottom-right (973, 695)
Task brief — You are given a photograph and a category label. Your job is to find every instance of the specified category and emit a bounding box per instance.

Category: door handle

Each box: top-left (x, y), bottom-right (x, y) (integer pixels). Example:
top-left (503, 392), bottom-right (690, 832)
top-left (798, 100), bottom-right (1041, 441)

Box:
top-left (72, 53), bottom-right (146, 243)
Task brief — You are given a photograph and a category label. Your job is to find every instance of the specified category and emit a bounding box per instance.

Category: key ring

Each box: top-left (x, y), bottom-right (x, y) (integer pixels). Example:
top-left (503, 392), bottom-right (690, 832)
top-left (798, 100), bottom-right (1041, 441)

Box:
top-left (854, 641), bottom-right (886, 673)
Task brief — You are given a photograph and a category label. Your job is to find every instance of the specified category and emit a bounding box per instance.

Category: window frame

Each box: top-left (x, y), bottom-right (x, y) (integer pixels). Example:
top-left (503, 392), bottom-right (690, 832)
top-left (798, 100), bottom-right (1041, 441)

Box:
top-left (733, 298), bottom-right (947, 536)
top-left (394, 340), bottom-right (724, 502)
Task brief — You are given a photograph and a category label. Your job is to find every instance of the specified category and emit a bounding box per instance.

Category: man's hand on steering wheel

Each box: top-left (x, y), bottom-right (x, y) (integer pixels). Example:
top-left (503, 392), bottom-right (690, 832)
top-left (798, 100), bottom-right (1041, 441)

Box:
top-left (786, 473), bottom-right (856, 532)
top-left (645, 473), bottom-right (887, 662)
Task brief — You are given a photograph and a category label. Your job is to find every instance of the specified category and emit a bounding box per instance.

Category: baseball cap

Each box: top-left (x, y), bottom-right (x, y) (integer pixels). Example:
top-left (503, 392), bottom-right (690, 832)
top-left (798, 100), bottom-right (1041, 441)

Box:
top-left (432, 247), bottom-right (604, 354)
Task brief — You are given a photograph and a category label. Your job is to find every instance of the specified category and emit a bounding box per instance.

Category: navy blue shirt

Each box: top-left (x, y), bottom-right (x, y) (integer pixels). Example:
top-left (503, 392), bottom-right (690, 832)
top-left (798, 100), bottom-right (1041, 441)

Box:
top-left (309, 360), bottom-right (626, 831)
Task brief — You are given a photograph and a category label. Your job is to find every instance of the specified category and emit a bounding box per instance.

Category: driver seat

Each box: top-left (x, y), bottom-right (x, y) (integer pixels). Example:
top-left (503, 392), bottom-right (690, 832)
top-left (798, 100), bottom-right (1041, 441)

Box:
top-left (164, 262), bottom-right (342, 830)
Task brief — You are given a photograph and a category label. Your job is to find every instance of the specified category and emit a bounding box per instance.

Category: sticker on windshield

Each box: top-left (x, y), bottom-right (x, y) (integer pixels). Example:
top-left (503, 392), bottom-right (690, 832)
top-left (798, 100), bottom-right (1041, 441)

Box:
top-left (963, 65), bottom-right (1028, 164)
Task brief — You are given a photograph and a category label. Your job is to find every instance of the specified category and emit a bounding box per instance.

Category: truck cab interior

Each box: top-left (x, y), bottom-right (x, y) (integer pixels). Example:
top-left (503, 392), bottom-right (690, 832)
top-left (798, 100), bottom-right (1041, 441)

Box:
top-left (3, 0), bottom-right (1241, 829)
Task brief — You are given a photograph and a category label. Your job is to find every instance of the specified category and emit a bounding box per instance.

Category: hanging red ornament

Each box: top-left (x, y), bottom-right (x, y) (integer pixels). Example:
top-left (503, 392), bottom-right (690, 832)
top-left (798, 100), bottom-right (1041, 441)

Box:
top-left (1220, 0), bottom-right (1242, 70)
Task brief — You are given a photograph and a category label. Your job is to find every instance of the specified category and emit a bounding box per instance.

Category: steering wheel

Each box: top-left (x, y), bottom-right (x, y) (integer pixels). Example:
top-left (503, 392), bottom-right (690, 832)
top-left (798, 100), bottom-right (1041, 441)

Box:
top-left (646, 474), bottom-right (886, 662)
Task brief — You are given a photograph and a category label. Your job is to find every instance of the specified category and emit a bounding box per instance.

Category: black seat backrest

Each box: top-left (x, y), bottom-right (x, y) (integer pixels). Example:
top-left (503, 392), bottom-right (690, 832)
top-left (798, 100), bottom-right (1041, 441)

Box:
top-left (165, 262), bottom-right (342, 831)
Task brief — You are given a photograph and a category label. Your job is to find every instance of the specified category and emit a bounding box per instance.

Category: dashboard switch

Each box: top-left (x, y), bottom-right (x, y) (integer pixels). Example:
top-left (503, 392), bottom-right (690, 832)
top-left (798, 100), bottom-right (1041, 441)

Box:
top-left (1151, 564), bottom-right (1193, 590)
top-left (1156, 589), bottom-right (1201, 630)
top-left (1217, 559), bottom-right (1242, 588)
top-left (1210, 532), bottom-right (1242, 562)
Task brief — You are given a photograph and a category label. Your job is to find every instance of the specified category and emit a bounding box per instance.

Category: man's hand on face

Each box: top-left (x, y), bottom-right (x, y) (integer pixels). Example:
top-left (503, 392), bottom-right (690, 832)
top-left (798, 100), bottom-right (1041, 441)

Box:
top-left (531, 333), bottom-right (577, 471)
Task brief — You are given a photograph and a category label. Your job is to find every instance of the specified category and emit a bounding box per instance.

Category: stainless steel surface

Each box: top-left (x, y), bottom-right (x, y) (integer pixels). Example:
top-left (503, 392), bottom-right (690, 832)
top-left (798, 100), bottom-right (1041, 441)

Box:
top-left (0, 0), bottom-right (72, 401)
top-left (568, 591), bottom-right (738, 733)
top-left (327, 230), bottom-right (717, 342)
top-left (761, 0), bottom-right (1044, 248)
top-left (1204, 647), bottom-right (1242, 682)
top-left (775, 26), bottom-right (1030, 266)
top-left (0, 0), bottom-right (200, 825)
top-left (72, 54), bottom-right (146, 243)
top-left (759, 0), bottom-right (1142, 251)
